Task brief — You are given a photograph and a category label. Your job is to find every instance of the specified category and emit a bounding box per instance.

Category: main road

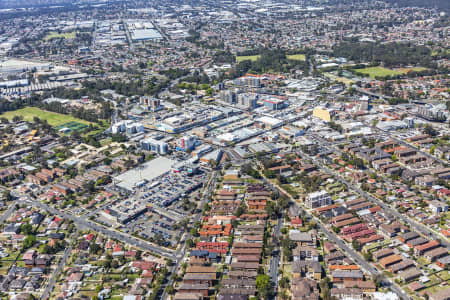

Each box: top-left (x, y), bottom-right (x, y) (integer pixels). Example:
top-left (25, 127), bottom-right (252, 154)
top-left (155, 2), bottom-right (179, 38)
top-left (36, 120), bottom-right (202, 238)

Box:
top-left (12, 191), bottom-right (177, 259)
top-left (261, 171), bottom-right (409, 300)
top-left (299, 150), bottom-right (449, 249)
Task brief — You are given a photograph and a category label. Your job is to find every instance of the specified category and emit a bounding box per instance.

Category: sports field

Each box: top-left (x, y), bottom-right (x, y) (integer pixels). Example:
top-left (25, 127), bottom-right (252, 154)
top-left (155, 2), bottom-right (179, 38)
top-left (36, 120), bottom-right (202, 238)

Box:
top-left (236, 55), bottom-right (260, 62)
top-left (56, 121), bottom-right (88, 132)
top-left (44, 31), bottom-right (76, 41)
top-left (355, 67), bottom-right (403, 79)
top-left (287, 54), bottom-right (306, 61)
top-left (0, 107), bottom-right (91, 127)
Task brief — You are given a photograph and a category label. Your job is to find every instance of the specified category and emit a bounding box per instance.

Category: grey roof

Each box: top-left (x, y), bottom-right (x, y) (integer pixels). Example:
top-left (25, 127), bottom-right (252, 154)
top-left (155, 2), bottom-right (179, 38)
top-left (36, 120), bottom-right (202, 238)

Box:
top-left (218, 295), bottom-right (248, 300)
top-left (179, 283), bottom-right (209, 290)
top-left (289, 232), bottom-right (313, 242)
top-left (331, 270), bottom-right (364, 279)
top-left (400, 231), bottom-right (419, 241)
top-left (292, 260), bottom-right (321, 273)
top-left (183, 273), bottom-right (216, 280)
top-left (399, 268), bottom-right (422, 280)
top-left (437, 255), bottom-right (450, 264)
top-left (408, 237), bottom-right (428, 246)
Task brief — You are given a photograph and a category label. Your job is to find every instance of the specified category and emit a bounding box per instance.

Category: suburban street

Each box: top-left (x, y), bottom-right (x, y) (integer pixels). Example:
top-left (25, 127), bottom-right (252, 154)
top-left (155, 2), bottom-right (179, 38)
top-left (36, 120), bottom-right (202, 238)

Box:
top-left (259, 174), bottom-right (286, 289)
top-left (41, 245), bottom-right (72, 300)
top-left (301, 151), bottom-right (450, 249)
top-left (269, 217), bottom-right (282, 286)
top-left (265, 173), bottom-right (410, 300)
top-left (0, 202), bottom-right (16, 224)
top-left (12, 191), bottom-right (178, 259)
top-left (161, 170), bottom-right (218, 300)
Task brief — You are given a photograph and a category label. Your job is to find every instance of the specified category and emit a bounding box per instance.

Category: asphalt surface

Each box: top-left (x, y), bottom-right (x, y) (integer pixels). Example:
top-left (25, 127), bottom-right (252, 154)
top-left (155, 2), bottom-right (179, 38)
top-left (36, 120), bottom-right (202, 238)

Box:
top-left (161, 171), bottom-right (218, 300)
top-left (261, 162), bottom-right (410, 300)
top-left (303, 153), bottom-right (449, 249)
top-left (13, 192), bottom-right (177, 259)
top-left (41, 245), bottom-right (72, 300)
top-left (0, 203), bottom-right (16, 224)
top-left (373, 125), bottom-right (447, 166)
top-left (269, 217), bottom-right (282, 285)
top-left (259, 175), bottom-right (284, 288)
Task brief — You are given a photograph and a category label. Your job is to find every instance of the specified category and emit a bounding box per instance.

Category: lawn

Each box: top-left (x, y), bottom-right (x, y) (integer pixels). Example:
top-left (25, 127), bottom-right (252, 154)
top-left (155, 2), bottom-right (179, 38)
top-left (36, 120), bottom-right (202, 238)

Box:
top-left (416, 257), bottom-right (428, 266)
top-left (323, 72), bottom-right (354, 85)
top-left (236, 55), bottom-right (260, 62)
top-left (0, 107), bottom-right (91, 127)
top-left (437, 270), bottom-right (450, 281)
top-left (44, 31), bottom-right (76, 41)
top-left (355, 67), bottom-right (403, 79)
top-left (424, 283), bottom-right (447, 295)
top-left (287, 54), bottom-right (306, 61)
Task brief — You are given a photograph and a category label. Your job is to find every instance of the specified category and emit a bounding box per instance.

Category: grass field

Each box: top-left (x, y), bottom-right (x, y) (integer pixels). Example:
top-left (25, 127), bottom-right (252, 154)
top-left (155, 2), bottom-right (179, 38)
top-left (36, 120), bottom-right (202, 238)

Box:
top-left (0, 107), bottom-right (91, 127)
top-left (355, 67), bottom-right (403, 78)
top-left (324, 72), bottom-right (354, 86)
top-left (287, 54), bottom-right (306, 61)
top-left (44, 31), bottom-right (76, 41)
top-left (236, 55), bottom-right (260, 62)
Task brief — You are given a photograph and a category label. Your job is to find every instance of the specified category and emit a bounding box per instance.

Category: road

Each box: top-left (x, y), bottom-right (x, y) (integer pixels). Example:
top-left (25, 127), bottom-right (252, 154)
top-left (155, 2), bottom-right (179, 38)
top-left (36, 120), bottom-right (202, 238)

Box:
top-left (0, 203), bottom-right (16, 224)
top-left (41, 245), bottom-right (72, 300)
top-left (307, 131), bottom-right (449, 245)
top-left (269, 217), bottom-right (282, 286)
top-left (301, 151), bottom-right (449, 248)
top-left (370, 123), bottom-right (447, 166)
top-left (12, 191), bottom-right (177, 259)
top-left (161, 171), bottom-right (218, 300)
top-left (259, 174), bottom-right (284, 289)
top-left (354, 86), bottom-right (392, 100)
top-left (264, 174), bottom-right (409, 300)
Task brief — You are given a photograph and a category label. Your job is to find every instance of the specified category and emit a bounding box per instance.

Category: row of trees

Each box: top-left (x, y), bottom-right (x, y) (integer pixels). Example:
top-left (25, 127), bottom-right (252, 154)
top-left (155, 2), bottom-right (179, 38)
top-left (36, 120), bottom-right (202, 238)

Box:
top-left (333, 42), bottom-right (436, 68)
top-left (228, 49), bottom-right (309, 78)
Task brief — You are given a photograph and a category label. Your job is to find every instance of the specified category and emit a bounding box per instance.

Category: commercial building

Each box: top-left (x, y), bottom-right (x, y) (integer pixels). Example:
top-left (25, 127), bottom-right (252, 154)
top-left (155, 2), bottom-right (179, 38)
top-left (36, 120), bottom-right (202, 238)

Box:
top-left (312, 107), bottom-right (332, 122)
top-left (141, 138), bottom-right (168, 154)
top-left (111, 120), bottom-right (144, 135)
top-left (219, 90), bottom-right (236, 104)
top-left (177, 135), bottom-right (197, 151)
top-left (234, 76), bottom-right (261, 88)
top-left (264, 98), bottom-right (285, 110)
top-left (417, 106), bottom-right (446, 122)
top-left (237, 93), bottom-right (258, 110)
top-left (140, 96), bottom-right (162, 111)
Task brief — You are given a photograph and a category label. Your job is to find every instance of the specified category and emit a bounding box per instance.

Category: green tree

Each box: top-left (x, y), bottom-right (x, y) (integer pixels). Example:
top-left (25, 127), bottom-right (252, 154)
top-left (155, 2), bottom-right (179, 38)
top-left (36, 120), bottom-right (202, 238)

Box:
top-left (21, 223), bottom-right (33, 235)
top-left (352, 239), bottom-right (361, 251)
top-left (38, 244), bottom-right (50, 254)
top-left (256, 274), bottom-right (272, 299)
top-left (23, 235), bottom-right (36, 249)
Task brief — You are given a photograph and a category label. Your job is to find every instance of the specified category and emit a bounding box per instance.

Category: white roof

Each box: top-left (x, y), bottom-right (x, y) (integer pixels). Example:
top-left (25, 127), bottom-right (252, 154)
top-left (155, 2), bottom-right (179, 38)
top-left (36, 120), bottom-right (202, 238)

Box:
top-left (255, 116), bottom-right (283, 126)
top-left (307, 190), bottom-right (329, 197)
top-left (371, 292), bottom-right (399, 300)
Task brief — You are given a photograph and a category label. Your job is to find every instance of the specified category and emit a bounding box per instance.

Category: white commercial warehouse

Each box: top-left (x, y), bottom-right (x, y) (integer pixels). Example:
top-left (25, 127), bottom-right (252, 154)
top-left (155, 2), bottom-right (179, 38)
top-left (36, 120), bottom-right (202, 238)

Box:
top-left (114, 157), bottom-right (176, 191)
